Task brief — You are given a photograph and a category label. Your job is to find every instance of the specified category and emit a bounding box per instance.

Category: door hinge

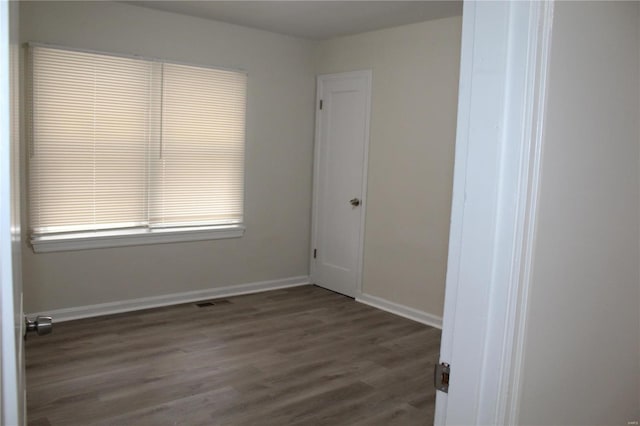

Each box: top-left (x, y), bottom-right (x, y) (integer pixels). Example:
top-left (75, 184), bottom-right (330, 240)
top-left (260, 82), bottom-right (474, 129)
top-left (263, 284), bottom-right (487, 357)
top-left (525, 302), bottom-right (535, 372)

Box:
top-left (434, 362), bottom-right (450, 393)
top-left (313, 249), bottom-right (317, 259)
top-left (319, 99), bottom-right (323, 110)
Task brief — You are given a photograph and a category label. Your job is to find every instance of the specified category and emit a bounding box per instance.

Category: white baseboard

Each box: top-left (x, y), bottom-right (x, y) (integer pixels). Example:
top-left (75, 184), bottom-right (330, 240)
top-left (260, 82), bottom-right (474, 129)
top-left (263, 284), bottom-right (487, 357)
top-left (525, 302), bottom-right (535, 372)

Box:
top-left (28, 275), bottom-right (310, 323)
top-left (356, 292), bottom-right (442, 329)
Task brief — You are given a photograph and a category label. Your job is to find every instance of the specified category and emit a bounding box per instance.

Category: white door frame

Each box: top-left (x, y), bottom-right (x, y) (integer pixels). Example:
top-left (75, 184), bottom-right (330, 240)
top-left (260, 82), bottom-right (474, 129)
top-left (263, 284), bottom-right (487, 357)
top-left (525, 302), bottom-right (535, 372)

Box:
top-left (1, 0), bottom-right (24, 424)
top-left (310, 70), bottom-right (372, 297)
top-left (435, 1), bottom-right (554, 425)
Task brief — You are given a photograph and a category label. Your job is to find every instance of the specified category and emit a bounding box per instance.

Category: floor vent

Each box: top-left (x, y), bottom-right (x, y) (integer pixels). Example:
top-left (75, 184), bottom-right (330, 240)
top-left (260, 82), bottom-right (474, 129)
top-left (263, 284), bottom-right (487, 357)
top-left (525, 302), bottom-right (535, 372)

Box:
top-left (195, 299), bottom-right (231, 308)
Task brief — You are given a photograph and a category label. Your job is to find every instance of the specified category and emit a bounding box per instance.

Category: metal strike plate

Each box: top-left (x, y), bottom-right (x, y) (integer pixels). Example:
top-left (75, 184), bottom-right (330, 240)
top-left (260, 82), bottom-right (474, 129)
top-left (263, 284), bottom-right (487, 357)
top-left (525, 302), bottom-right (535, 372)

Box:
top-left (434, 362), bottom-right (450, 393)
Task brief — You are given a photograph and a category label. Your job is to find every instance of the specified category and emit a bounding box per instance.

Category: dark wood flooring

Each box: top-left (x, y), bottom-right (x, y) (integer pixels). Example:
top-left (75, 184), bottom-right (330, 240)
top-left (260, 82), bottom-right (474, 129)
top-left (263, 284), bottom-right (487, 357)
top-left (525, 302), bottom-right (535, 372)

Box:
top-left (25, 285), bottom-right (441, 426)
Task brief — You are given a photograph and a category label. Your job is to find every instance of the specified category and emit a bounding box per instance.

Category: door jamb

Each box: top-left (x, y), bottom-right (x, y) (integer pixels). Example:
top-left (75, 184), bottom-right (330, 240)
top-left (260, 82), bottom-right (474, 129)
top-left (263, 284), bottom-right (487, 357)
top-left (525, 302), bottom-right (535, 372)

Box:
top-left (434, 1), bottom-right (554, 424)
top-left (0, 0), bottom-right (23, 424)
top-left (310, 70), bottom-right (372, 297)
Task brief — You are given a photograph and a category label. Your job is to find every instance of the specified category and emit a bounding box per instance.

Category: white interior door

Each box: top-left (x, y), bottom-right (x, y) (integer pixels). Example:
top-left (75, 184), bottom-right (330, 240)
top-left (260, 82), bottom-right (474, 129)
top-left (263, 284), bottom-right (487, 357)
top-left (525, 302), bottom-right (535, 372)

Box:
top-left (311, 70), bottom-right (371, 298)
top-left (0, 1), bottom-right (25, 424)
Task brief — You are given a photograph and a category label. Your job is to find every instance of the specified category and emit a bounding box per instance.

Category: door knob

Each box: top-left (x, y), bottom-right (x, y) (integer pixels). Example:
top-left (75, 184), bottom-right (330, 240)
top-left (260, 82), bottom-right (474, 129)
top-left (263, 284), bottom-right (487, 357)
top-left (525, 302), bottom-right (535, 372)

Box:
top-left (350, 198), bottom-right (361, 207)
top-left (25, 315), bottom-right (53, 338)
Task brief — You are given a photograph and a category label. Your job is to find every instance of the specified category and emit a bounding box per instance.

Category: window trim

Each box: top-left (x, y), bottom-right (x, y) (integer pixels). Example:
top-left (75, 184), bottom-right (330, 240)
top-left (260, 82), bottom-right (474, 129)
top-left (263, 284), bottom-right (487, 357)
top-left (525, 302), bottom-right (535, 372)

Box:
top-left (26, 42), bottom-right (249, 253)
top-left (31, 224), bottom-right (245, 253)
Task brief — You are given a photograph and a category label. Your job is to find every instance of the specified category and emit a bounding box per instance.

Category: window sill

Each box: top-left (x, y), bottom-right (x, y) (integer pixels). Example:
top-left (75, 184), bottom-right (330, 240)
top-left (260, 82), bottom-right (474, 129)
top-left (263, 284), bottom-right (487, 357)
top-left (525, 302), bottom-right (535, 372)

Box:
top-left (31, 225), bottom-right (245, 253)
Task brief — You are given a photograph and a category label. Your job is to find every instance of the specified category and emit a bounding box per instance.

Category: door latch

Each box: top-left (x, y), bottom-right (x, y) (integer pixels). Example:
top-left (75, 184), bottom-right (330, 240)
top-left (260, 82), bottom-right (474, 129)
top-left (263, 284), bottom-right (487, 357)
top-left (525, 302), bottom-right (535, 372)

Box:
top-left (434, 362), bottom-right (450, 393)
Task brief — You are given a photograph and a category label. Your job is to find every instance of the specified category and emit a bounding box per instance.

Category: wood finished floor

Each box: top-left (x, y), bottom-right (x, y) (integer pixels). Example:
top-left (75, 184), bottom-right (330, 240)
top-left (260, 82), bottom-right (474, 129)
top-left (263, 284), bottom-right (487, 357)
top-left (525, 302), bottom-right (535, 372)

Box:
top-left (25, 285), bottom-right (441, 426)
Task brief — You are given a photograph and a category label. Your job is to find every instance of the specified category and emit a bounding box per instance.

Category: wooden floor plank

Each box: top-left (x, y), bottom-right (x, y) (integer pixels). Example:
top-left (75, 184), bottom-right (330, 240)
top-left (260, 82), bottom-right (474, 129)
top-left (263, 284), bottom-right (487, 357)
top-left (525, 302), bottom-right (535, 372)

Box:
top-left (26, 285), bottom-right (440, 425)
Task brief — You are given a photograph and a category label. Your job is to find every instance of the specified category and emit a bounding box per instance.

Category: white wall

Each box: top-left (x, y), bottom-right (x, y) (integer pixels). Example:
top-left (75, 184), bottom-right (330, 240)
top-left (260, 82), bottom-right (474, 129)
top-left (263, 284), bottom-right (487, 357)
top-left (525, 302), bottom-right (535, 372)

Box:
top-left (316, 17), bottom-right (462, 317)
top-left (518, 2), bottom-right (640, 424)
top-left (20, 1), bottom-right (317, 313)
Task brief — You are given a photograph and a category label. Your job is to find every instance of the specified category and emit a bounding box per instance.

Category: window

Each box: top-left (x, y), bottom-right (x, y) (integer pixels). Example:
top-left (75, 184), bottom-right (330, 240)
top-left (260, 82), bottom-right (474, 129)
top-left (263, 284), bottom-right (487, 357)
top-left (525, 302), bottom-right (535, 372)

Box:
top-left (28, 45), bottom-right (247, 252)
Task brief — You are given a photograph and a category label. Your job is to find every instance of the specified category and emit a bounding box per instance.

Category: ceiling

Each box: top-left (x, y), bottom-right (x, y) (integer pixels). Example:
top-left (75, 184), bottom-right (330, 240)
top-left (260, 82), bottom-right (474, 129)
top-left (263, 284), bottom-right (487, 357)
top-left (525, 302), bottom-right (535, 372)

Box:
top-left (126, 1), bottom-right (463, 41)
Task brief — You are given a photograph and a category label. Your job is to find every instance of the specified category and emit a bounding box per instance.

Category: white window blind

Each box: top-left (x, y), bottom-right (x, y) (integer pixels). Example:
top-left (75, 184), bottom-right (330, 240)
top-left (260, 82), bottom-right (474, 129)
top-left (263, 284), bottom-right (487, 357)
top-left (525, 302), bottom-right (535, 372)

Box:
top-left (29, 47), bottom-right (154, 234)
top-left (28, 45), bottom-right (246, 238)
top-left (151, 63), bottom-right (246, 227)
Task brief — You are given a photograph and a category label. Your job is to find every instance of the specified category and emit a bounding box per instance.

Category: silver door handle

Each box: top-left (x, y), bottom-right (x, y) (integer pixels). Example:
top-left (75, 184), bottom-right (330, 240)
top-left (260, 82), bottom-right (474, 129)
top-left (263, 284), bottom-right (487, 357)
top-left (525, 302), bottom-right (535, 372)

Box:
top-left (25, 315), bottom-right (53, 338)
top-left (350, 198), bottom-right (361, 207)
